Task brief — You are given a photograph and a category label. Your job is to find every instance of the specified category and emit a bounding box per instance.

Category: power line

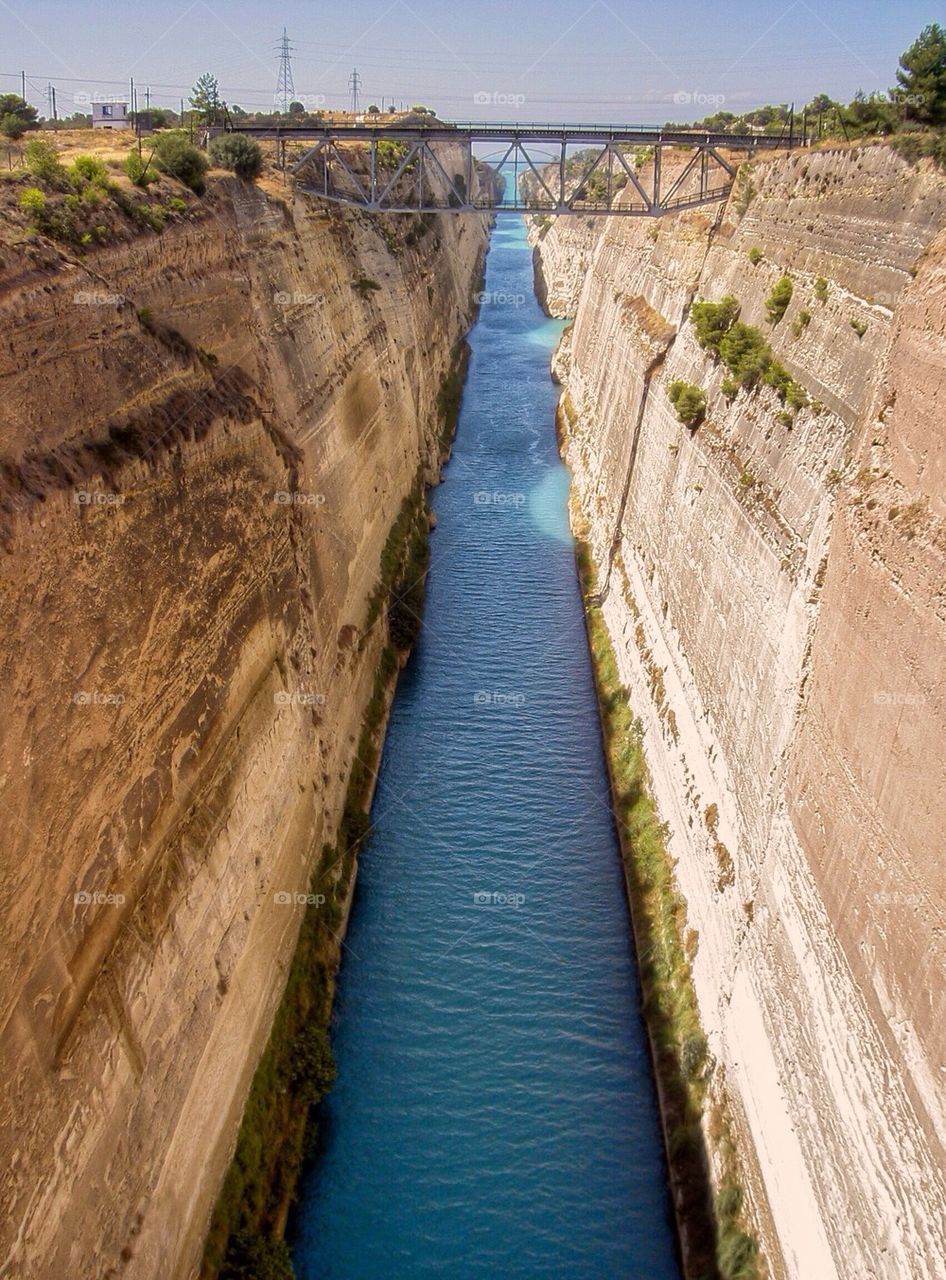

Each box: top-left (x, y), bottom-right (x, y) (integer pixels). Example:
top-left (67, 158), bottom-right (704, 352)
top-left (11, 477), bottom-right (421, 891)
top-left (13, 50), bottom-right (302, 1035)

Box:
top-left (274, 27), bottom-right (295, 114)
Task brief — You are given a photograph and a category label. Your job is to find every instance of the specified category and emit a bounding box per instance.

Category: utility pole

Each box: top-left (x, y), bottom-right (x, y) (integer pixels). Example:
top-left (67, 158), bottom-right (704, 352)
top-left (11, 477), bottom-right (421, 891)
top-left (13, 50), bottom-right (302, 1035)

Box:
top-left (274, 27), bottom-right (295, 114)
top-left (46, 83), bottom-right (58, 121)
top-left (20, 70), bottom-right (25, 102)
top-left (349, 67), bottom-right (361, 115)
top-left (145, 86), bottom-right (151, 109)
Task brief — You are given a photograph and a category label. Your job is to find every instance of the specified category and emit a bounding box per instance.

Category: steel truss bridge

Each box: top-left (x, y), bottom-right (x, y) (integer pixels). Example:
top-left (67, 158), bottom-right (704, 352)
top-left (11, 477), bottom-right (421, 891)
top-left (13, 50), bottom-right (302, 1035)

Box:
top-left (228, 120), bottom-right (805, 217)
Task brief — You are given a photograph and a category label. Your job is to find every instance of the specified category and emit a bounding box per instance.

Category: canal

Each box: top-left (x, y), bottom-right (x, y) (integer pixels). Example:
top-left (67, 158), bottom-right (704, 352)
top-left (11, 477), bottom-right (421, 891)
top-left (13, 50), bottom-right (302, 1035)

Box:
top-left (292, 215), bottom-right (679, 1279)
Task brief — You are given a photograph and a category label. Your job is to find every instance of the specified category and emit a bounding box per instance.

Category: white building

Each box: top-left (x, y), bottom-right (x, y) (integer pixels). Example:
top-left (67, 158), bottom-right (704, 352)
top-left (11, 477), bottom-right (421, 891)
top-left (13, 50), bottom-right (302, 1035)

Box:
top-left (91, 102), bottom-right (131, 129)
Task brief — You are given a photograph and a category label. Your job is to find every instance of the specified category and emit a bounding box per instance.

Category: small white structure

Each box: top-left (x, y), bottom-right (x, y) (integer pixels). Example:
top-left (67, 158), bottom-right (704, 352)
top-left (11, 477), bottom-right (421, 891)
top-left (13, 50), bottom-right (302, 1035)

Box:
top-left (91, 101), bottom-right (131, 129)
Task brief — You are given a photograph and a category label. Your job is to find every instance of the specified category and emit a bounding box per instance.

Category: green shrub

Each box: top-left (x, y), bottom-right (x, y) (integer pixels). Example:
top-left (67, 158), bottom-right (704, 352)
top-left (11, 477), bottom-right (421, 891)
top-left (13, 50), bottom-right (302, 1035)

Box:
top-left (124, 150), bottom-right (157, 187)
top-left (209, 133), bottom-right (264, 181)
top-left (25, 137), bottom-right (65, 184)
top-left (690, 294), bottom-right (740, 355)
top-left (69, 154), bottom-right (109, 187)
top-left (850, 316), bottom-right (868, 337)
top-left (719, 322), bottom-right (770, 388)
top-left (18, 186), bottom-right (47, 220)
top-left (667, 379), bottom-right (706, 427)
top-left (720, 375), bottom-right (740, 400)
top-left (354, 275), bottom-right (382, 297)
top-left (764, 274), bottom-right (793, 324)
top-left (152, 132), bottom-right (208, 193)
top-left (791, 308), bottom-right (811, 337)
top-left (814, 276), bottom-right (829, 303)
top-left (784, 380), bottom-right (809, 410)
top-left (747, 246), bottom-right (763, 265)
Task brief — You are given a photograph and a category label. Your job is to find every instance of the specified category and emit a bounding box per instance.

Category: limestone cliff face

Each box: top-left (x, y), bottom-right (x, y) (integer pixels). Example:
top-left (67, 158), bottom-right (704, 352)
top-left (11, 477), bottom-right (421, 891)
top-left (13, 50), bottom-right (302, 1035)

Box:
top-left (533, 146), bottom-right (946, 1278)
top-left (0, 175), bottom-right (485, 1279)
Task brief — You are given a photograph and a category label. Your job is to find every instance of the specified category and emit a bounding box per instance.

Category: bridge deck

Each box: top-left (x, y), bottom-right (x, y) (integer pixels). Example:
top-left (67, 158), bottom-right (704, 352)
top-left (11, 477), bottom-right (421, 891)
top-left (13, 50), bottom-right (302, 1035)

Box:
top-left (248, 119), bottom-right (803, 217)
top-left (229, 120), bottom-right (797, 150)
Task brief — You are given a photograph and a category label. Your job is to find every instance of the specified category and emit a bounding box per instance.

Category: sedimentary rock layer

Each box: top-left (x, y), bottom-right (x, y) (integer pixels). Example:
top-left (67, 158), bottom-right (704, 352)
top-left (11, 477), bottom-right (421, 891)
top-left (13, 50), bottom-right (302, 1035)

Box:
top-left (0, 173), bottom-right (485, 1279)
top-left (533, 145), bottom-right (946, 1278)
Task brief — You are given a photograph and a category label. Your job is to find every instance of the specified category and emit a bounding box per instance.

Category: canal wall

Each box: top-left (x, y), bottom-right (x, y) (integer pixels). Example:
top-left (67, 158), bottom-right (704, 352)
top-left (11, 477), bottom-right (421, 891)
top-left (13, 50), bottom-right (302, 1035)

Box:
top-left (532, 144), bottom-right (946, 1278)
top-left (0, 159), bottom-right (487, 1279)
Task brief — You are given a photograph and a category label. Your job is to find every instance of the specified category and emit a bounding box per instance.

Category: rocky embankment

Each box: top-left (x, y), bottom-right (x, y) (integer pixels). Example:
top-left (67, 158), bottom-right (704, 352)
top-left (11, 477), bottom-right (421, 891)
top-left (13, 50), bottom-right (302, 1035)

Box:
top-left (0, 165), bottom-right (486, 1278)
top-left (532, 145), bottom-right (946, 1278)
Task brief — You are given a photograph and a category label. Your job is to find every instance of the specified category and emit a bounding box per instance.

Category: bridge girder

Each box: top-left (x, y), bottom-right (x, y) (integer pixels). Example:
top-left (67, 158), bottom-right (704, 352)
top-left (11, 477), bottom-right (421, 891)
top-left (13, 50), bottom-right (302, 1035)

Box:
top-left (240, 122), bottom-right (801, 218)
top-left (285, 130), bottom-right (785, 217)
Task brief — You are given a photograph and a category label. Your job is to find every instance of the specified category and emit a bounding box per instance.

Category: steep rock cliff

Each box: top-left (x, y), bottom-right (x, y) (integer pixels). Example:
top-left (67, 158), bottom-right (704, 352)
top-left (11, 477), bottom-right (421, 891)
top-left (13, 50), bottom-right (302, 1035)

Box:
top-left (533, 145), bottom-right (946, 1278)
top-left (0, 172), bottom-right (486, 1279)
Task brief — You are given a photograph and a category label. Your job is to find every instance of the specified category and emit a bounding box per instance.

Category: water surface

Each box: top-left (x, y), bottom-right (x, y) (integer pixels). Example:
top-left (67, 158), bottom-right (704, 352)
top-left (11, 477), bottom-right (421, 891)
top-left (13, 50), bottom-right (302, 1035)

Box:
top-left (293, 215), bottom-right (679, 1280)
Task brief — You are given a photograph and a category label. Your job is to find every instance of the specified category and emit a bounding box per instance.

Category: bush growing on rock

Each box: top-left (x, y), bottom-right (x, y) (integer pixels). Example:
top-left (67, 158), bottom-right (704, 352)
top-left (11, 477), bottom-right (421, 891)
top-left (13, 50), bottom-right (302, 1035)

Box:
top-left (668, 380), bottom-right (707, 428)
top-left (747, 246), bottom-right (763, 265)
top-left (69, 154), bottom-right (109, 188)
top-left (19, 186), bottom-right (46, 217)
top-left (690, 295), bottom-right (740, 355)
top-left (718, 322), bottom-right (770, 387)
top-left (124, 150), bottom-right (158, 187)
top-left (25, 138), bottom-right (66, 185)
top-left (152, 132), bottom-right (208, 193)
top-left (209, 134), bottom-right (264, 181)
top-left (764, 274), bottom-right (793, 324)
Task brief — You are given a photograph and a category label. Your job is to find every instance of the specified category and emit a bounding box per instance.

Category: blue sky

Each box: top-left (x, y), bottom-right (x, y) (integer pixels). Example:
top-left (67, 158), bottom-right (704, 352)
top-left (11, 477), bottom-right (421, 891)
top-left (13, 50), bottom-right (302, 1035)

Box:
top-left (1, 0), bottom-right (936, 121)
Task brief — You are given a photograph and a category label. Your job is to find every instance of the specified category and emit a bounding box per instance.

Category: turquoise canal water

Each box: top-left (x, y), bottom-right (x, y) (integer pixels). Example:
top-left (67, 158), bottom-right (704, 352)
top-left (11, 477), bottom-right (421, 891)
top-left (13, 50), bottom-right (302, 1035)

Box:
top-left (292, 216), bottom-right (680, 1279)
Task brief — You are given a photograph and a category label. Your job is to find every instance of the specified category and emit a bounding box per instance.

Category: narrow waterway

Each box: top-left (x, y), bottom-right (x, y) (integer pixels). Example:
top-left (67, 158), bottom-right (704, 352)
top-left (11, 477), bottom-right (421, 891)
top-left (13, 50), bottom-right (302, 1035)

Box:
top-left (292, 217), bottom-right (679, 1279)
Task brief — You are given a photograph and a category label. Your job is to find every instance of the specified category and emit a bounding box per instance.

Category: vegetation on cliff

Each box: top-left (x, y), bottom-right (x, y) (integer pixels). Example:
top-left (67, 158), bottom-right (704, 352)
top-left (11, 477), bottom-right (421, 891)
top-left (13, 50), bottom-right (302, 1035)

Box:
top-left (577, 542), bottom-right (760, 1280)
top-left (690, 294), bottom-right (808, 410)
top-left (9, 136), bottom-right (197, 246)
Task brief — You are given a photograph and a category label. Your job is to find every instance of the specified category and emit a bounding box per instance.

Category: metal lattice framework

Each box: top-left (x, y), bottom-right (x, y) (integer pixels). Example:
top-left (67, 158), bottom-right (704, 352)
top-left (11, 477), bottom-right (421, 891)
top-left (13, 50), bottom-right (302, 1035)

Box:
top-left (228, 121), bottom-right (804, 217)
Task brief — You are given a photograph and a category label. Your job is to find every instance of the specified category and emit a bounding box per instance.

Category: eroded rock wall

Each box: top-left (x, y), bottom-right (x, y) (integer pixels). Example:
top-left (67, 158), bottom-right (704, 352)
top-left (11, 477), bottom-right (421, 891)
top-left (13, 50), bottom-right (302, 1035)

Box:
top-left (534, 146), bottom-right (946, 1278)
top-left (0, 175), bottom-right (485, 1279)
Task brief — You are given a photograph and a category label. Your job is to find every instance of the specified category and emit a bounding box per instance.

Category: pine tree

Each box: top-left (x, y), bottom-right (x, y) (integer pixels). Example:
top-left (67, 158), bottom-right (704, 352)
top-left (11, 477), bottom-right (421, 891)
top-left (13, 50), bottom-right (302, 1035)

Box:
top-left (895, 24), bottom-right (946, 126)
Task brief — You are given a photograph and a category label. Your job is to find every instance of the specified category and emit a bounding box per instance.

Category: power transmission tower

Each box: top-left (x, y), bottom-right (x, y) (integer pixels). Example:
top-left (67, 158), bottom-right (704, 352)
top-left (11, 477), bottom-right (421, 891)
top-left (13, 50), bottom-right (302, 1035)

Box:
top-left (274, 28), bottom-right (295, 114)
top-left (349, 67), bottom-right (361, 114)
